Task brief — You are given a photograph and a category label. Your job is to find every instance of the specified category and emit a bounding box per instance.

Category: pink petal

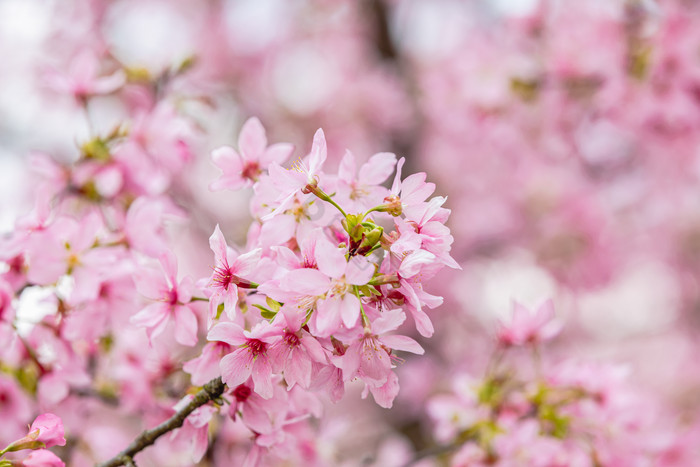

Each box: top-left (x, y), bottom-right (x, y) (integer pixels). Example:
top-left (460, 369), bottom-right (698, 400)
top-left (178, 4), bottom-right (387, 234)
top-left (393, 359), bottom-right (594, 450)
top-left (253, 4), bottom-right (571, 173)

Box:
top-left (345, 256), bottom-right (375, 285)
top-left (258, 215), bottom-right (296, 248)
top-left (359, 152), bottom-right (396, 186)
top-left (241, 399), bottom-right (273, 434)
top-left (232, 248), bottom-right (262, 276)
top-left (285, 348), bottom-right (312, 389)
top-left (207, 322), bottom-right (247, 346)
top-left (359, 341), bottom-right (391, 385)
top-left (315, 236), bottom-right (346, 279)
top-left (338, 150), bottom-right (357, 183)
top-left (251, 356), bottom-right (273, 399)
top-left (372, 309), bottom-right (406, 335)
top-left (268, 162), bottom-right (307, 194)
top-left (174, 305), bottom-right (198, 347)
top-left (398, 250), bottom-right (436, 278)
top-left (92, 70), bottom-right (126, 94)
top-left (308, 128), bottom-right (327, 175)
top-left (260, 143), bottom-right (294, 167)
top-left (390, 157), bottom-right (405, 195)
top-left (400, 173), bottom-right (435, 205)
top-left (70, 50), bottom-right (98, 83)
top-left (340, 293), bottom-right (360, 329)
top-left (21, 450), bottom-right (65, 467)
top-left (381, 335), bottom-right (424, 354)
top-left (223, 286), bottom-right (240, 320)
top-left (159, 250), bottom-right (179, 288)
top-left (280, 268), bottom-right (329, 295)
top-left (314, 297), bottom-right (342, 337)
top-left (191, 425), bottom-right (209, 463)
top-left (270, 246), bottom-right (301, 270)
top-left (339, 341), bottom-right (362, 380)
top-left (368, 371), bottom-right (400, 409)
top-left (261, 191), bottom-right (297, 221)
top-left (220, 351), bottom-right (254, 388)
top-left (210, 147), bottom-right (245, 191)
top-left (130, 302), bottom-right (170, 328)
top-left (211, 146), bottom-right (244, 173)
top-left (410, 306), bottom-right (434, 338)
top-left (280, 307), bottom-right (305, 330)
top-left (238, 117), bottom-right (267, 160)
top-left (29, 413), bottom-right (66, 447)
top-left (209, 225), bottom-right (229, 264)
top-left (177, 275), bottom-right (194, 303)
top-left (300, 335), bottom-right (327, 363)
top-left (133, 267), bottom-right (168, 300)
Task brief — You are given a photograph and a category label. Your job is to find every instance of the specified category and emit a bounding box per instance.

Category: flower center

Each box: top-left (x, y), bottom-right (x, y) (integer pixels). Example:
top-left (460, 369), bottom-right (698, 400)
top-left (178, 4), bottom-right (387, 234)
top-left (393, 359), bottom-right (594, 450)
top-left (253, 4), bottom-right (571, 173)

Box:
top-left (329, 278), bottom-right (349, 297)
top-left (233, 384), bottom-right (252, 402)
top-left (247, 338), bottom-right (268, 356)
top-left (166, 288), bottom-right (178, 306)
top-left (283, 331), bottom-right (301, 347)
top-left (241, 161), bottom-right (260, 181)
top-left (212, 266), bottom-right (234, 290)
top-left (302, 254), bottom-right (317, 269)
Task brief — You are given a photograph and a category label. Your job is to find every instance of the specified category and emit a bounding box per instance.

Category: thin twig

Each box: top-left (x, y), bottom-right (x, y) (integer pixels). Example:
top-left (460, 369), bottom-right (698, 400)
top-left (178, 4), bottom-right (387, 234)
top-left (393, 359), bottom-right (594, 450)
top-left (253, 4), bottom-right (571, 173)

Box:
top-left (400, 441), bottom-right (463, 467)
top-left (95, 377), bottom-right (225, 467)
top-left (72, 387), bottom-right (120, 407)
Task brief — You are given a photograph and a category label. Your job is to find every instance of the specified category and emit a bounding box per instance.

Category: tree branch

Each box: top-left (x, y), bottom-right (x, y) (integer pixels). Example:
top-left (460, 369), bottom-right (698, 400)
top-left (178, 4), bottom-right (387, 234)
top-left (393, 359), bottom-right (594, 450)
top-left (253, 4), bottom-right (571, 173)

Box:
top-left (400, 441), bottom-right (463, 467)
top-left (366, 0), bottom-right (398, 60)
top-left (95, 377), bottom-right (225, 467)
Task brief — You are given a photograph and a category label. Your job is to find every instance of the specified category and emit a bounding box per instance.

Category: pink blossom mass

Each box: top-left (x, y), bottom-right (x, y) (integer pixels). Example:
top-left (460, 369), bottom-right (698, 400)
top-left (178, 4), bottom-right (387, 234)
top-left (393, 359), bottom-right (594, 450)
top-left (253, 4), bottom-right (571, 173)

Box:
top-left (1, 0), bottom-right (700, 466)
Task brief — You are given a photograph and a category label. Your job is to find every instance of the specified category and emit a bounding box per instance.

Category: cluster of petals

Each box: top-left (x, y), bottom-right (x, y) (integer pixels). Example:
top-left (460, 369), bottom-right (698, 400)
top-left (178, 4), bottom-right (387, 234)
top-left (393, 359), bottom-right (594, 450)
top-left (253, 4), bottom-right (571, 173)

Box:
top-left (191, 117), bottom-right (457, 453)
top-left (497, 299), bottom-right (562, 347)
top-left (427, 304), bottom-right (696, 467)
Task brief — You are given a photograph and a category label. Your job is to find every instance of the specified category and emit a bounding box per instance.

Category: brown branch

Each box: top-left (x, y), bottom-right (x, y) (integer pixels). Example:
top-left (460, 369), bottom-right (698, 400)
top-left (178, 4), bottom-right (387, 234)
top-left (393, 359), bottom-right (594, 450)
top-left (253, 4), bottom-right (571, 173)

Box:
top-left (72, 387), bottom-right (120, 407)
top-left (95, 377), bottom-right (225, 467)
top-left (400, 441), bottom-right (463, 467)
top-left (366, 0), bottom-right (398, 60)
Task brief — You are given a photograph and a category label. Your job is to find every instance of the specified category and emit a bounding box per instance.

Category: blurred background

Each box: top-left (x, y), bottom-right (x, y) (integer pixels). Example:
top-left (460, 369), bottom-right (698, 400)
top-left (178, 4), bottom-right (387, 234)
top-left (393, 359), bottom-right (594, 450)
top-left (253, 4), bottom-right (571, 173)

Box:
top-left (2, 0), bottom-right (700, 463)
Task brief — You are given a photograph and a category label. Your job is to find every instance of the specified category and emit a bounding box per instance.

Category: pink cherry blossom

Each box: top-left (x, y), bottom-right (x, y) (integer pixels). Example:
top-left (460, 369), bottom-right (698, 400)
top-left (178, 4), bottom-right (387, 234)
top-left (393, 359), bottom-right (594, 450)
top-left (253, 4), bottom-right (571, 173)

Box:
top-left (28, 413), bottom-right (66, 448)
top-left (334, 150), bottom-right (396, 212)
top-left (497, 299), bottom-right (562, 347)
top-left (268, 309), bottom-right (327, 390)
top-left (183, 341), bottom-right (232, 386)
top-left (383, 157), bottom-right (436, 216)
top-left (210, 117), bottom-right (294, 191)
top-left (205, 225), bottom-right (262, 320)
top-left (208, 321), bottom-right (280, 399)
top-left (263, 128), bottom-right (328, 220)
top-left (130, 251), bottom-right (198, 346)
top-left (170, 395), bottom-right (217, 463)
top-left (44, 49), bottom-right (125, 101)
top-left (339, 309), bottom-right (423, 392)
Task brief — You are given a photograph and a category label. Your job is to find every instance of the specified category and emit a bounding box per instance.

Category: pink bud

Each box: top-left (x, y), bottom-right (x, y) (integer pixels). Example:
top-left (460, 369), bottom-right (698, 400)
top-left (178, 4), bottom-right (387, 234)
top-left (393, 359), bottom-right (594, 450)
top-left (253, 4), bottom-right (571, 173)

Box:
top-left (28, 413), bottom-right (66, 448)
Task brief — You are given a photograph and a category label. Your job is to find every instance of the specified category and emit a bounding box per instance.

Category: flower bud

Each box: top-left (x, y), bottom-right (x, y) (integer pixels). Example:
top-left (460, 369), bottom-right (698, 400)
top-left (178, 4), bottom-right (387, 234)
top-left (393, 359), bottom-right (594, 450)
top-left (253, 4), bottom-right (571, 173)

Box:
top-left (355, 225), bottom-right (384, 256)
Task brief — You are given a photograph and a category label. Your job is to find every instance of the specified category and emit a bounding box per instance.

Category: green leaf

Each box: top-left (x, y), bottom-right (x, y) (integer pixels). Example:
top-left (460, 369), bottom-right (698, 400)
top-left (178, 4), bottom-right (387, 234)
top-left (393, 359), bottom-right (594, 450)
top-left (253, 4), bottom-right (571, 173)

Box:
top-left (266, 297), bottom-right (282, 312)
top-left (215, 303), bottom-right (225, 320)
top-left (253, 304), bottom-right (277, 321)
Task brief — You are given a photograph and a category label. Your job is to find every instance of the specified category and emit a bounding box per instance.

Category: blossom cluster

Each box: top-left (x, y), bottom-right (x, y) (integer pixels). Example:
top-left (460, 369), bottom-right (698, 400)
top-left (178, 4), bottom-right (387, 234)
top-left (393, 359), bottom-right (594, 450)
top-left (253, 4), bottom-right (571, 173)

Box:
top-left (428, 302), bottom-right (698, 466)
top-left (0, 99), bottom-right (455, 464)
top-left (187, 117), bottom-right (457, 460)
top-left (2, 0), bottom-right (700, 465)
